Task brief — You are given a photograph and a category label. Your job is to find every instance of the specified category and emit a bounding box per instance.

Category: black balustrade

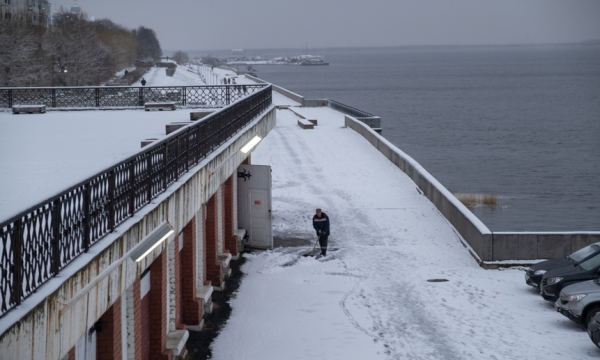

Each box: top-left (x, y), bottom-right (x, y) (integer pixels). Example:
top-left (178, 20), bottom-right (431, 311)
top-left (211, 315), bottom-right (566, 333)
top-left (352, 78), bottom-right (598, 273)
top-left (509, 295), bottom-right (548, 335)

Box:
top-left (0, 85), bottom-right (272, 319)
top-left (0, 85), bottom-right (266, 109)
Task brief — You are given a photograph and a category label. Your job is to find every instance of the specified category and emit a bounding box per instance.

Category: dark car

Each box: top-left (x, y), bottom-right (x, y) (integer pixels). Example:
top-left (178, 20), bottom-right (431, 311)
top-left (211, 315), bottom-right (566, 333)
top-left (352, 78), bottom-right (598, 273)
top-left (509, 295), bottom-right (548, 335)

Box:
top-left (588, 312), bottom-right (600, 348)
top-left (541, 252), bottom-right (600, 301)
top-left (525, 243), bottom-right (600, 289)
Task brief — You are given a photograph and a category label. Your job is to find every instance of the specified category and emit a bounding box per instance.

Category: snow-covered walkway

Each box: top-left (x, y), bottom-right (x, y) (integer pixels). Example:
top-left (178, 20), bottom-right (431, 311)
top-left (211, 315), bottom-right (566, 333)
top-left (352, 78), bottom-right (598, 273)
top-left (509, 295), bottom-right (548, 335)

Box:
top-left (209, 94), bottom-right (599, 359)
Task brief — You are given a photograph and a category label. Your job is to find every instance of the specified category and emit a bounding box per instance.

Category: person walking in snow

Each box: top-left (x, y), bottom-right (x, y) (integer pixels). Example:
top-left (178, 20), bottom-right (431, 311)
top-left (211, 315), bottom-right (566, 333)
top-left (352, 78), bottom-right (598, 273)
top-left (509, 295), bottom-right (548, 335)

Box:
top-left (141, 78), bottom-right (146, 86)
top-left (312, 208), bottom-right (330, 257)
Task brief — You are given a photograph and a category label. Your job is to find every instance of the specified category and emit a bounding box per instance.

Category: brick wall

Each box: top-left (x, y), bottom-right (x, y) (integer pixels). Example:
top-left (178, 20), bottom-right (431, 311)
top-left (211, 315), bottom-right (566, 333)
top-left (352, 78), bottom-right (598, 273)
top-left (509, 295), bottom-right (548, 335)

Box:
top-left (181, 218), bottom-right (202, 324)
top-left (201, 206), bottom-right (209, 286)
top-left (206, 195), bottom-right (222, 285)
top-left (149, 253), bottom-right (171, 360)
top-left (216, 187), bottom-right (224, 254)
top-left (223, 176), bottom-right (238, 255)
top-left (172, 236), bottom-right (184, 330)
top-left (96, 297), bottom-right (122, 360)
top-left (134, 279), bottom-right (143, 360)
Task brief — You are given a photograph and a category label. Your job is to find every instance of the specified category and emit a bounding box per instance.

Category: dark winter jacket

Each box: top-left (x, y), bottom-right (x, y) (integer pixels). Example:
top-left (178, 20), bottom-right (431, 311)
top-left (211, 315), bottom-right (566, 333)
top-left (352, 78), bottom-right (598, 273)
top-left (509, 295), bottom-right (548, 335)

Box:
top-left (312, 212), bottom-right (330, 236)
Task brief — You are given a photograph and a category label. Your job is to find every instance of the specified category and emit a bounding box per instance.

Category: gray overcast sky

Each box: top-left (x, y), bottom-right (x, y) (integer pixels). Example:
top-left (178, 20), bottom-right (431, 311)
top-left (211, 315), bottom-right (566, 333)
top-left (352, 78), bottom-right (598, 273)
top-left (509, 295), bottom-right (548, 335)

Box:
top-left (52, 0), bottom-right (600, 51)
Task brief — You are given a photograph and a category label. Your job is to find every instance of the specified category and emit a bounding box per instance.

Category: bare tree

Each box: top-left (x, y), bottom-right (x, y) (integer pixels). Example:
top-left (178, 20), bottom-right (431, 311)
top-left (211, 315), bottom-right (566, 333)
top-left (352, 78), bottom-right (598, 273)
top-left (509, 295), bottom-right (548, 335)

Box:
top-left (136, 26), bottom-right (162, 62)
top-left (0, 13), bottom-right (51, 86)
top-left (172, 51), bottom-right (189, 65)
top-left (50, 11), bottom-right (115, 86)
top-left (0, 10), bottom-right (164, 87)
top-left (94, 19), bottom-right (138, 71)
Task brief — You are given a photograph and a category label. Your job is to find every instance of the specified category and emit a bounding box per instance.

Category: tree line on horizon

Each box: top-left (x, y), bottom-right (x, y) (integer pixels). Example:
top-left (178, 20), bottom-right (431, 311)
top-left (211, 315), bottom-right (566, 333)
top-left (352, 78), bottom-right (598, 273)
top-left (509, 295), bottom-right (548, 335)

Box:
top-left (0, 10), bottom-right (163, 87)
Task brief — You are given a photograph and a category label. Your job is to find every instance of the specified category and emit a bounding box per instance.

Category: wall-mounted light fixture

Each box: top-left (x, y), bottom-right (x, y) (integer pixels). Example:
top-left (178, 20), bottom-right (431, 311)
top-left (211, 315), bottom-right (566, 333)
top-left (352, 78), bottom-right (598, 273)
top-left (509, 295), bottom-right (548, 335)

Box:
top-left (130, 221), bottom-right (174, 262)
top-left (210, 135), bottom-right (262, 175)
top-left (240, 135), bottom-right (261, 153)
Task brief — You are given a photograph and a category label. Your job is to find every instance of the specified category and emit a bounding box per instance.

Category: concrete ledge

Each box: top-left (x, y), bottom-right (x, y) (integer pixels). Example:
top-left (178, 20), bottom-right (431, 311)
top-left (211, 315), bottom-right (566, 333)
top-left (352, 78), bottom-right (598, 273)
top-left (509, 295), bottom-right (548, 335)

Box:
top-left (166, 330), bottom-right (189, 356)
top-left (166, 122), bottom-right (192, 134)
top-left (145, 102), bottom-right (176, 111)
top-left (218, 253), bottom-right (232, 268)
top-left (298, 119), bottom-right (314, 129)
top-left (235, 229), bottom-right (247, 240)
top-left (190, 110), bottom-right (213, 121)
top-left (212, 281), bottom-right (226, 292)
top-left (234, 229), bottom-right (247, 258)
top-left (356, 116), bottom-right (381, 129)
top-left (185, 320), bottom-right (204, 332)
top-left (196, 285), bottom-right (213, 304)
top-left (303, 99), bottom-right (327, 107)
top-left (12, 105), bottom-right (46, 114)
top-left (141, 138), bottom-right (158, 148)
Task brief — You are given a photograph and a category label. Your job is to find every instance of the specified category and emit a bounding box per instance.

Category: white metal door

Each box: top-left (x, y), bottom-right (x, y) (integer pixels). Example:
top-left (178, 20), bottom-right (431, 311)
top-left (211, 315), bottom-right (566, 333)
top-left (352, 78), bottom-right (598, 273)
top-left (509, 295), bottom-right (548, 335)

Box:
top-left (237, 164), bottom-right (272, 249)
top-left (248, 189), bottom-right (271, 247)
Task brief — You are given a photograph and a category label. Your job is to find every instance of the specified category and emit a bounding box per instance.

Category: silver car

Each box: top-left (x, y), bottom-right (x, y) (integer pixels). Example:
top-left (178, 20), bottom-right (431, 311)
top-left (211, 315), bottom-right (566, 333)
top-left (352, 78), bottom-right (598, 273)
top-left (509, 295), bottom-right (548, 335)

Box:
top-left (555, 279), bottom-right (600, 326)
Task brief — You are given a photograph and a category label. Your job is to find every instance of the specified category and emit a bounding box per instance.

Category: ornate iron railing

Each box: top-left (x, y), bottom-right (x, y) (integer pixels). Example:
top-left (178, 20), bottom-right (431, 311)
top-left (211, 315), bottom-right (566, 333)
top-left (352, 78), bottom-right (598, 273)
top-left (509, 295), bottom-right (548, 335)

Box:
top-left (0, 85), bottom-right (272, 319)
top-left (0, 85), bottom-right (265, 109)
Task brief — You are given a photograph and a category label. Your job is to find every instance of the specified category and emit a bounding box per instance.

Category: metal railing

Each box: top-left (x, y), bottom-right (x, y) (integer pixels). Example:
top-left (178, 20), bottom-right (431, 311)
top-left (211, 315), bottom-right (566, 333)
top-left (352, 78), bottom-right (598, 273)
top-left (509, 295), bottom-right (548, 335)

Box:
top-left (0, 85), bottom-right (266, 109)
top-left (327, 99), bottom-right (375, 118)
top-left (0, 85), bottom-right (272, 319)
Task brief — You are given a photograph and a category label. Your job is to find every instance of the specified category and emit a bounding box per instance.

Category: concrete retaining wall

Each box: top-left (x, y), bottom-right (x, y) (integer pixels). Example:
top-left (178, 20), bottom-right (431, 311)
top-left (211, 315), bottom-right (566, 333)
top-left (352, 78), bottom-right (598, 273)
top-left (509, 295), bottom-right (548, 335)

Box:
top-left (302, 99), bottom-right (328, 107)
top-left (345, 115), bottom-right (600, 263)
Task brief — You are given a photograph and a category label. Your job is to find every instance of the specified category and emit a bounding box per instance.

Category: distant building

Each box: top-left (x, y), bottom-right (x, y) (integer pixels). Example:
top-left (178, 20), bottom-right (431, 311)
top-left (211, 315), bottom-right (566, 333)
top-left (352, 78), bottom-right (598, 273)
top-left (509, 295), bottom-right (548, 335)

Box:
top-left (1, 0), bottom-right (51, 26)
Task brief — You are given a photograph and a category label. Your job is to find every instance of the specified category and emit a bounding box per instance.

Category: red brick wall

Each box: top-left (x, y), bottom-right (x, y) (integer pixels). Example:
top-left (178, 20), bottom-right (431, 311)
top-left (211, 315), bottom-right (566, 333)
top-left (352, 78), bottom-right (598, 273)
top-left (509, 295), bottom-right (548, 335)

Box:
top-left (149, 252), bottom-right (171, 360)
top-left (96, 297), bottom-right (122, 360)
top-left (134, 279), bottom-right (143, 360)
top-left (223, 176), bottom-right (238, 255)
top-left (201, 206), bottom-right (209, 286)
top-left (206, 195), bottom-right (222, 285)
top-left (174, 235), bottom-right (185, 330)
top-left (181, 218), bottom-right (202, 325)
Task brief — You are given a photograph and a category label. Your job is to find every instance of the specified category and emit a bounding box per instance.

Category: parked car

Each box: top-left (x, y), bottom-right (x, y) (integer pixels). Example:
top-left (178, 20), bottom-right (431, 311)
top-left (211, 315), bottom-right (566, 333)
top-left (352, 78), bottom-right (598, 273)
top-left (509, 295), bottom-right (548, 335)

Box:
top-left (588, 312), bottom-right (600, 348)
top-left (541, 252), bottom-right (600, 301)
top-left (555, 279), bottom-right (600, 326)
top-left (525, 242), bottom-right (600, 289)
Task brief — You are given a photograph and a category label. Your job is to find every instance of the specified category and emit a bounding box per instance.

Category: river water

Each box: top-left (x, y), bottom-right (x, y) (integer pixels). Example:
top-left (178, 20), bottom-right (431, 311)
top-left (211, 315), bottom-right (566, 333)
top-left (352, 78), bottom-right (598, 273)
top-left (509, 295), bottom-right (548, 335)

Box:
top-left (247, 45), bottom-right (600, 232)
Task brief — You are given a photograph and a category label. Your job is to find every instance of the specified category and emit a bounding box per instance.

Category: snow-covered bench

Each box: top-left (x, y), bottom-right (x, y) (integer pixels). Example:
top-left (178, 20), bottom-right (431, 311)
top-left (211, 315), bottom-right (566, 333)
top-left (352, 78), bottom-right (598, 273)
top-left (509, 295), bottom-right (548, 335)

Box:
top-left (12, 105), bottom-right (46, 114)
top-left (190, 110), bottom-right (213, 121)
top-left (144, 102), bottom-right (176, 111)
top-left (297, 118), bottom-right (314, 129)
